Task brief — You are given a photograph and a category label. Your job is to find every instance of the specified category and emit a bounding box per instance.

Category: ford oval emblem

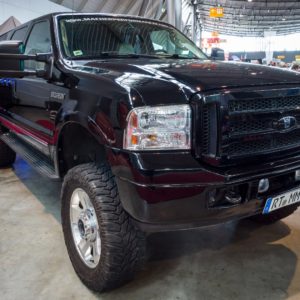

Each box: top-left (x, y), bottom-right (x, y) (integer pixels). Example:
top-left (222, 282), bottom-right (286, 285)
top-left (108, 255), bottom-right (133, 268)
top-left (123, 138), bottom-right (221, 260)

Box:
top-left (273, 116), bottom-right (297, 130)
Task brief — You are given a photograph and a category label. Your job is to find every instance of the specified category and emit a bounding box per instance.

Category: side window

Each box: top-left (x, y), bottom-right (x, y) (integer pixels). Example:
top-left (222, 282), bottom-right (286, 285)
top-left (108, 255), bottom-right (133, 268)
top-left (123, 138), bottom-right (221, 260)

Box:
top-left (24, 21), bottom-right (52, 70)
top-left (11, 26), bottom-right (28, 41)
top-left (0, 33), bottom-right (8, 41)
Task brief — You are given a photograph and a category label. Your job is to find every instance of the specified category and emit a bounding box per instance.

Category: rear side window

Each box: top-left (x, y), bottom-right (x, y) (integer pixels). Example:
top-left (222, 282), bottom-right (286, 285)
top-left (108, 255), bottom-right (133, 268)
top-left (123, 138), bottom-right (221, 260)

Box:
top-left (11, 26), bottom-right (28, 41)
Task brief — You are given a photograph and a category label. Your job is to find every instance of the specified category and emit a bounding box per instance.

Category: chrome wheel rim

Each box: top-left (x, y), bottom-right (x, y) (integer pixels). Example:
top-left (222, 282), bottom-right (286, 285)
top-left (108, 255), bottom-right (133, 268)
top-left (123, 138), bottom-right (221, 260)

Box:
top-left (70, 188), bottom-right (101, 268)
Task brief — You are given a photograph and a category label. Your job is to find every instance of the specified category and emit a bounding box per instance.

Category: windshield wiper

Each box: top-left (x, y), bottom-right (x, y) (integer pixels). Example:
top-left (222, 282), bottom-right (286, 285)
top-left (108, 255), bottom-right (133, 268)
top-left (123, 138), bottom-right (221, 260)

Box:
top-left (69, 52), bottom-right (162, 60)
top-left (100, 51), bottom-right (140, 58)
top-left (68, 52), bottom-right (201, 60)
top-left (156, 53), bottom-right (199, 59)
top-left (100, 52), bottom-right (166, 59)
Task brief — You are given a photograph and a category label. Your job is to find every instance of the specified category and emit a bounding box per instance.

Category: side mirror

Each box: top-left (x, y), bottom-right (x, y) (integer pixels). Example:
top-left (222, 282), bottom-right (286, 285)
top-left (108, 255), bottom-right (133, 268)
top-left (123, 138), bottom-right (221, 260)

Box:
top-left (0, 40), bottom-right (53, 79)
top-left (210, 47), bottom-right (225, 61)
top-left (0, 40), bottom-right (24, 74)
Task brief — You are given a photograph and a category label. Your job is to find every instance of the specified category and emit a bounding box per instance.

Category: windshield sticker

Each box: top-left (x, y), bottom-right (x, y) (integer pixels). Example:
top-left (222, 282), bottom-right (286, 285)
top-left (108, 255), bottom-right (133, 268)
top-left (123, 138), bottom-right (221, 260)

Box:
top-left (63, 17), bottom-right (171, 29)
top-left (73, 50), bottom-right (83, 56)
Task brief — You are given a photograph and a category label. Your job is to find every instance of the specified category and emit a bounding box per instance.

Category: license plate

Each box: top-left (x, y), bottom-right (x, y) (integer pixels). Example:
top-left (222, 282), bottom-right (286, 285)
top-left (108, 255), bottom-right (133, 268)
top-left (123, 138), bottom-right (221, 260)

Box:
top-left (263, 187), bottom-right (300, 214)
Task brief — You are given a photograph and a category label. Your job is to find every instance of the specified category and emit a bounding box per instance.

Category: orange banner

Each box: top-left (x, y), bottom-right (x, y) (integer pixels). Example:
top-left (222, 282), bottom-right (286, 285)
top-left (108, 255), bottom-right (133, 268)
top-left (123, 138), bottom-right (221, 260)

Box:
top-left (209, 7), bottom-right (224, 18)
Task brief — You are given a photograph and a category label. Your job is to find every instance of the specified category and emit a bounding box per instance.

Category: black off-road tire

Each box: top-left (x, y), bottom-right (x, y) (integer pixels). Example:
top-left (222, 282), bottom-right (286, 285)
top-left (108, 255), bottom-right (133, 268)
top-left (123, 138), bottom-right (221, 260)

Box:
top-left (250, 203), bottom-right (299, 224)
top-left (61, 163), bottom-right (146, 292)
top-left (0, 139), bottom-right (16, 167)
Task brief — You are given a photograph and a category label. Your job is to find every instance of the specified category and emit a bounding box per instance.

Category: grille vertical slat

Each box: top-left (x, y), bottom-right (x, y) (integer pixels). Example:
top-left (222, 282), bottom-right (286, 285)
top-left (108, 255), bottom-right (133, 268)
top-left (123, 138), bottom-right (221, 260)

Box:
top-left (202, 105), bottom-right (210, 155)
top-left (200, 103), bottom-right (218, 157)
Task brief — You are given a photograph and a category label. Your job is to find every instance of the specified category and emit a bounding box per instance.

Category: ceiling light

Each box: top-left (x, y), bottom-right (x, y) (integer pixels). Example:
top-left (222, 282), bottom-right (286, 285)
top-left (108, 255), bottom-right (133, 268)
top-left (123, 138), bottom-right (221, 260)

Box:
top-left (247, 0), bottom-right (252, 2)
top-left (282, 18), bottom-right (286, 21)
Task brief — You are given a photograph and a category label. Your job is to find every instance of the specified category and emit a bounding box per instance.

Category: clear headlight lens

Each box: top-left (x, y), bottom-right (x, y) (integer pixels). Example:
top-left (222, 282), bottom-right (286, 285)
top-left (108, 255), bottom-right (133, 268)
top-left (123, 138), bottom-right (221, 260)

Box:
top-left (124, 105), bottom-right (191, 150)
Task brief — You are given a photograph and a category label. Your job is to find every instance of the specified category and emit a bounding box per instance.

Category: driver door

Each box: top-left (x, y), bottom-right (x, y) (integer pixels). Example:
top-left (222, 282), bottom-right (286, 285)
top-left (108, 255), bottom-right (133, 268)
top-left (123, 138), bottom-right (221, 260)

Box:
top-left (10, 20), bottom-right (66, 156)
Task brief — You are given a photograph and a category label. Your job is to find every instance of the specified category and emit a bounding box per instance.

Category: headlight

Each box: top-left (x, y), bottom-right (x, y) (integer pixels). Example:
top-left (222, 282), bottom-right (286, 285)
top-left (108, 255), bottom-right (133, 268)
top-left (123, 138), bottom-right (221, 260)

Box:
top-left (124, 105), bottom-right (191, 151)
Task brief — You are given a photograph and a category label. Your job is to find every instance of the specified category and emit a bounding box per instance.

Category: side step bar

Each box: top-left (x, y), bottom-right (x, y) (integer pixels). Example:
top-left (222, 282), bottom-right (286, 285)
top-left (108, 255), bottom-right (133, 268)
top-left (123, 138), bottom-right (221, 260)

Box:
top-left (0, 133), bottom-right (60, 180)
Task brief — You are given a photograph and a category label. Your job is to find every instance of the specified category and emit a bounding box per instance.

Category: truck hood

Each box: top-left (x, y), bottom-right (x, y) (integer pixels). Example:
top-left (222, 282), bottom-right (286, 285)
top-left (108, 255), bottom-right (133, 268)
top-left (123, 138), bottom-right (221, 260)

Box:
top-left (79, 59), bottom-right (300, 105)
top-left (83, 59), bottom-right (300, 90)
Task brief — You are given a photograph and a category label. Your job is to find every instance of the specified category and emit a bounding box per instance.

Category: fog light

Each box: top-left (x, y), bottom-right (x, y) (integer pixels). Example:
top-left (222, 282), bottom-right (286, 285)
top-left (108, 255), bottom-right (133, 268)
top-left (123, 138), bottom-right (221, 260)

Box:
top-left (258, 178), bottom-right (269, 193)
top-left (225, 190), bottom-right (242, 204)
top-left (295, 170), bottom-right (300, 181)
top-left (208, 190), bottom-right (217, 206)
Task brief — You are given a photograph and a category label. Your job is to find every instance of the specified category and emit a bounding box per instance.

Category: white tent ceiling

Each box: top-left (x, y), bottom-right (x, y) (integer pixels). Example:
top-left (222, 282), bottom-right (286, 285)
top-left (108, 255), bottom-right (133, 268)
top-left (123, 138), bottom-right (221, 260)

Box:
top-left (0, 16), bottom-right (21, 35)
top-left (50, 0), bottom-right (196, 40)
top-left (50, 0), bottom-right (168, 20)
top-left (51, 0), bottom-right (300, 37)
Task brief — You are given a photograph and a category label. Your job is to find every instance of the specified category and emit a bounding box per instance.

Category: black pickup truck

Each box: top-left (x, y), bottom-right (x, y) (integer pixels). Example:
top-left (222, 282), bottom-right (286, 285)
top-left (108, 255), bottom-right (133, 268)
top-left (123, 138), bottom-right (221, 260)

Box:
top-left (1, 12), bottom-right (300, 292)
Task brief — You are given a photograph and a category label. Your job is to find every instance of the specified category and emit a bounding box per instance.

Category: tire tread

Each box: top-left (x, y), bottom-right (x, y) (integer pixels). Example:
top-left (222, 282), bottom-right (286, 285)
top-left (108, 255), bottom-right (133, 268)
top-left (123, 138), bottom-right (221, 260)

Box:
top-left (61, 163), bottom-right (145, 292)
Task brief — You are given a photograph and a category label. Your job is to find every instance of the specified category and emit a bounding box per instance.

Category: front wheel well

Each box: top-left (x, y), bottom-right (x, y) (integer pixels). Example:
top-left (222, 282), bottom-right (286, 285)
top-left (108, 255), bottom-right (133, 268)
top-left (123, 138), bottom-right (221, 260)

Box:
top-left (57, 123), bottom-right (106, 177)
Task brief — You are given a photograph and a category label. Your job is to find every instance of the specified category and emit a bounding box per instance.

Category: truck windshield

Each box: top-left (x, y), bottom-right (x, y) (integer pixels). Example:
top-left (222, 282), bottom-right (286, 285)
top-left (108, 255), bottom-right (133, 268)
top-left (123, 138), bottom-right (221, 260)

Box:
top-left (58, 16), bottom-right (207, 60)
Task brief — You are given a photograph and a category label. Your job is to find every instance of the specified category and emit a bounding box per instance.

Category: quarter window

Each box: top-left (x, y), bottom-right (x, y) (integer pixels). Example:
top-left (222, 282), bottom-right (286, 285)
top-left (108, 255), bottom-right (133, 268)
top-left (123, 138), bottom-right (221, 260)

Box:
top-left (11, 26), bottom-right (28, 41)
